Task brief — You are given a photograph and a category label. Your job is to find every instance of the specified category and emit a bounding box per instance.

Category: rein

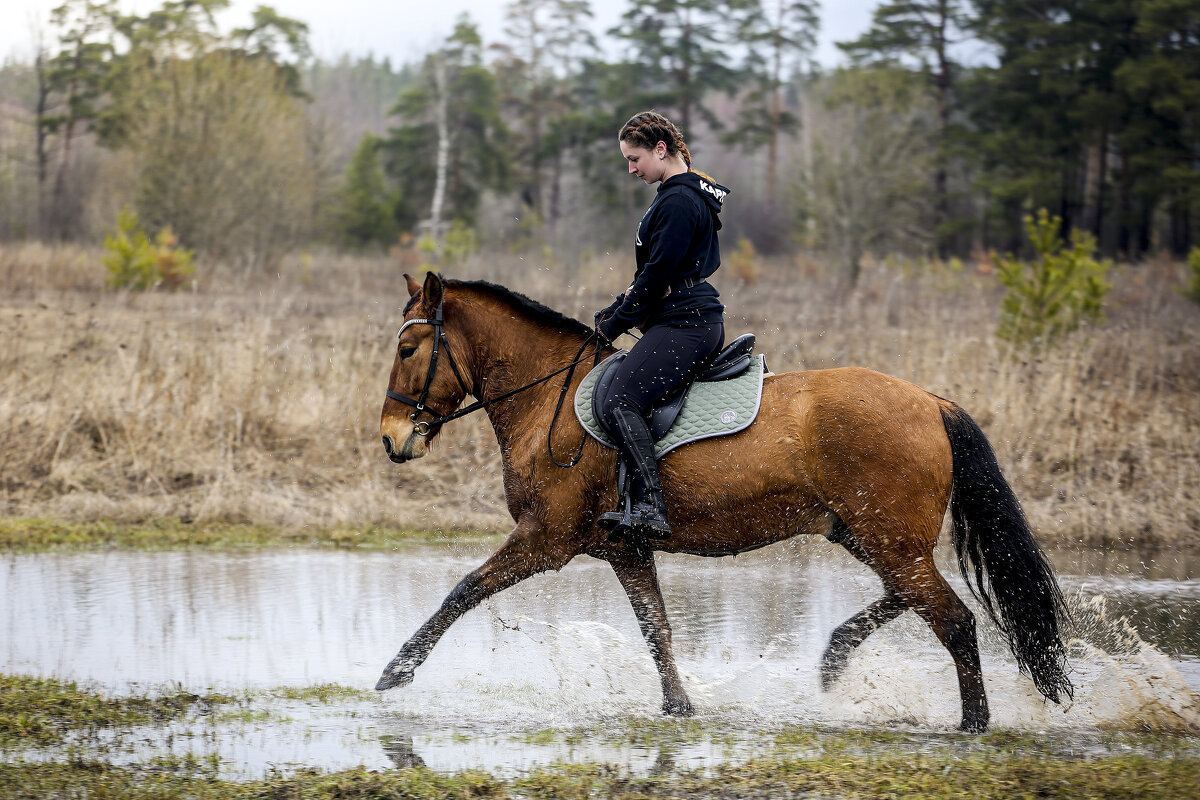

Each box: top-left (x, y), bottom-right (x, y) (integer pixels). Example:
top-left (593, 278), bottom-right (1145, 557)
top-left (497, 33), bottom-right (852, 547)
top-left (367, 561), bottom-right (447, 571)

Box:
top-left (385, 300), bottom-right (604, 466)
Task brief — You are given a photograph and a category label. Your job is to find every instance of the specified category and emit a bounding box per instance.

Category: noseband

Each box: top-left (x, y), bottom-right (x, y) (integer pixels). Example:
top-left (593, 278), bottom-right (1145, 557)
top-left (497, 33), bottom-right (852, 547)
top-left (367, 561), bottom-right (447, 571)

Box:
top-left (385, 301), bottom-right (473, 435)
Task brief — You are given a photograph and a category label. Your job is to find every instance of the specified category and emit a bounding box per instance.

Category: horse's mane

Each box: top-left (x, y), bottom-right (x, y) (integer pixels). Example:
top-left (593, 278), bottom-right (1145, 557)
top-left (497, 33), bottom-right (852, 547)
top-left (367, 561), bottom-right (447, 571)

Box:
top-left (446, 279), bottom-right (593, 338)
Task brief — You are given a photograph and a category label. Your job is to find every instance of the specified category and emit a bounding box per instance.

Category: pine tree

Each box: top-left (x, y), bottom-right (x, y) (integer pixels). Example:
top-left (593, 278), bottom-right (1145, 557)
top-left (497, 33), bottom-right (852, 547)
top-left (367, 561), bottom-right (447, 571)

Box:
top-left (492, 0), bottom-right (598, 231)
top-left (335, 135), bottom-right (397, 248)
top-left (608, 0), bottom-right (761, 133)
top-left (731, 0), bottom-right (819, 201)
top-left (39, 0), bottom-right (116, 238)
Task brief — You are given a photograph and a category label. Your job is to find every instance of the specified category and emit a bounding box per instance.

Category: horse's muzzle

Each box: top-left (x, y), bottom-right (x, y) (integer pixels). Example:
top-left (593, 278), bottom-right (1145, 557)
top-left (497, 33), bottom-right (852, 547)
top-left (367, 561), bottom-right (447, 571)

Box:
top-left (382, 432), bottom-right (427, 463)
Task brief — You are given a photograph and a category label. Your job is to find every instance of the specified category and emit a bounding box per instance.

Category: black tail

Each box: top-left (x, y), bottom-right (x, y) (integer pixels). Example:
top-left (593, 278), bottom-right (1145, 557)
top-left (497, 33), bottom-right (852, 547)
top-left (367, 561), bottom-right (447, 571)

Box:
top-left (940, 404), bottom-right (1073, 703)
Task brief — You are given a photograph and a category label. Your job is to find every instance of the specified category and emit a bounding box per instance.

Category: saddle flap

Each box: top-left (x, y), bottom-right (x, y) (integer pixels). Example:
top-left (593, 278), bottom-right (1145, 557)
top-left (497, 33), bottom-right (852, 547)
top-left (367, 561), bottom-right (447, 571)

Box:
top-left (589, 353), bottom-right (625, 436)
top-left (649, 385), bottom-right (690, 440)
top-left (589, 353), bottom-right (693, 441)
top-left (698, 334), bottom-right (756, 381)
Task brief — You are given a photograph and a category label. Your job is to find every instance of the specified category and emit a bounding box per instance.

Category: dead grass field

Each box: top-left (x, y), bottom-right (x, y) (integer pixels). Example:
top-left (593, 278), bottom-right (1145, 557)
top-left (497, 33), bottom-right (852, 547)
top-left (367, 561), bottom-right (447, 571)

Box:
top-left (1, 243), bottom-right (1196, 547)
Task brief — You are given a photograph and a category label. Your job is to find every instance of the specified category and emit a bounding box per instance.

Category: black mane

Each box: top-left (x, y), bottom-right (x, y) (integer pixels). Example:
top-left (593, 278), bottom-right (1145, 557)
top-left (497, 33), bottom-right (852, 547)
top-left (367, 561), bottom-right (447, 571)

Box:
top-left (448, 279), bottom-right (593, 338)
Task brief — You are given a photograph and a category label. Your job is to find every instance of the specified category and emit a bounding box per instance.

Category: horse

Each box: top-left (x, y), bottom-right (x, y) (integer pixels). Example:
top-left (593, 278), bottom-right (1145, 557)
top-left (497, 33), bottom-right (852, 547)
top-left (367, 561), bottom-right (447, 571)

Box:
top-left (376, 271), bottom-right (1072, 733)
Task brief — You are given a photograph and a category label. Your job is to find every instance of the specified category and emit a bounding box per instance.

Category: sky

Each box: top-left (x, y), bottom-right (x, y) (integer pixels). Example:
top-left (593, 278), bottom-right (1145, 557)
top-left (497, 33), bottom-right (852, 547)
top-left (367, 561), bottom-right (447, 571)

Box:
top-left (0, 0), bottom-right (877, 68)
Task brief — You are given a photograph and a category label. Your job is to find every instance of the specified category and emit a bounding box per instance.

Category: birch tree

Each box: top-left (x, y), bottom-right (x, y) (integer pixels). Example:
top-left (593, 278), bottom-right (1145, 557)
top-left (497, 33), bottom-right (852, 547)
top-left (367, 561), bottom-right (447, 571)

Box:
top-left (491, 0), bottom-right (597, 229)
top-left (383, 16), bottom-right (508, 242)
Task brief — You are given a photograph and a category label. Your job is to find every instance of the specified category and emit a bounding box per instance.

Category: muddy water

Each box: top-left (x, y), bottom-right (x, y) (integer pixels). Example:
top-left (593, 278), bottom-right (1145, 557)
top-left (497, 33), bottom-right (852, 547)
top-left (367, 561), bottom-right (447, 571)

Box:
top-left (2, 540), bottom-right (1198, 776)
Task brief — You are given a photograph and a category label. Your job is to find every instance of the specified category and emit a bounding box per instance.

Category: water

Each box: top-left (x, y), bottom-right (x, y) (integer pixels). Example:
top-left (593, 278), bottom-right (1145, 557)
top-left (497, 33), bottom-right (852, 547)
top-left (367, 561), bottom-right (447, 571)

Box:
top-left (2, 539), bottom-right (1198, 776)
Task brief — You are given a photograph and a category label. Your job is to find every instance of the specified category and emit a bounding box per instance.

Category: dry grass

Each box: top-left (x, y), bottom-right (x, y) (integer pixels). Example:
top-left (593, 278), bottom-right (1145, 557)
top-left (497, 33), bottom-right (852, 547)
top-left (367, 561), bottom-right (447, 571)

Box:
top-left (1, 243), bottom-right (1196, 547)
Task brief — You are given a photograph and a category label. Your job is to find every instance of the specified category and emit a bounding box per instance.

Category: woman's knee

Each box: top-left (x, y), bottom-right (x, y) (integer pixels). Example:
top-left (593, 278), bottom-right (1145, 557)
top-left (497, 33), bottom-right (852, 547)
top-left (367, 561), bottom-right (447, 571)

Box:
top-left (599, 392), bottom-right (644, 426)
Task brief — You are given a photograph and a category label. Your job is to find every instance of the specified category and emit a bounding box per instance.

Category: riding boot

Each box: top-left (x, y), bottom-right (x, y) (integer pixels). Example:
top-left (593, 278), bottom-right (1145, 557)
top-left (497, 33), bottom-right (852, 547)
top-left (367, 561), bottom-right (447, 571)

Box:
top-left (597, 405), bottom-right (672, 539)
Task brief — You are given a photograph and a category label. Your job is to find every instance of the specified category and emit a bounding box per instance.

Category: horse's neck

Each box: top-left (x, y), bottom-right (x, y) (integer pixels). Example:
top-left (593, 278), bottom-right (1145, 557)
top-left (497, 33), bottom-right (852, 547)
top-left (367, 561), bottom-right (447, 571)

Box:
top-left (464, 314), bottom-right (589, 440)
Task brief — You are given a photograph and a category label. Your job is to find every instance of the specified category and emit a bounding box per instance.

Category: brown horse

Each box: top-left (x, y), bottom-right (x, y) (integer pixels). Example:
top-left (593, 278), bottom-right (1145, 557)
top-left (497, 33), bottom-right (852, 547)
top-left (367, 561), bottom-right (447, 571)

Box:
top-left (376, 272), bottom-right (1072, 732)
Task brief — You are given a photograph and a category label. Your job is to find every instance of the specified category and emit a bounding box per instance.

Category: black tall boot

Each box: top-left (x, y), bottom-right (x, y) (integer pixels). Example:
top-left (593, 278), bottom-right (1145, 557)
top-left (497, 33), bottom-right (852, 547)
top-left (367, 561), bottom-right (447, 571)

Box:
top-left (597, 405), bottom-right (671, 539)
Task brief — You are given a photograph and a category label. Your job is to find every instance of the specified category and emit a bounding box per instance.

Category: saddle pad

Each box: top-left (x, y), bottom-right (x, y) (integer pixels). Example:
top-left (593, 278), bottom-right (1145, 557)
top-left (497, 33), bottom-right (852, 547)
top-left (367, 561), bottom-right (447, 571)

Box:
top-left (574, 352), bottom-right (766, 459)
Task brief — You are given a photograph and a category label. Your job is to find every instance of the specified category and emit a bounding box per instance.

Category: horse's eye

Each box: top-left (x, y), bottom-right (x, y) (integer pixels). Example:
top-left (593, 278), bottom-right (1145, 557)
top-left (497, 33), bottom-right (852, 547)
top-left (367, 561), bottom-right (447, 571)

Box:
top-left (399, 345), bottom-right (417, 360)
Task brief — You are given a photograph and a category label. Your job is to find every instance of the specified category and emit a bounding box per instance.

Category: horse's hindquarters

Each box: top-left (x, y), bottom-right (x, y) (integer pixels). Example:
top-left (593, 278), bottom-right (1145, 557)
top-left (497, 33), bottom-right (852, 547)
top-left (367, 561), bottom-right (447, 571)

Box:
top-left (654, 368), bottom-right (954, 556)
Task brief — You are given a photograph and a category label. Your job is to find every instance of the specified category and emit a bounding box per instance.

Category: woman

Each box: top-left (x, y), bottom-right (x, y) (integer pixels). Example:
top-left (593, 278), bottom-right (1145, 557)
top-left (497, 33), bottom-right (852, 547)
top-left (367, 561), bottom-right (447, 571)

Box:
top-left (594, 110), bottom-right (729, 540)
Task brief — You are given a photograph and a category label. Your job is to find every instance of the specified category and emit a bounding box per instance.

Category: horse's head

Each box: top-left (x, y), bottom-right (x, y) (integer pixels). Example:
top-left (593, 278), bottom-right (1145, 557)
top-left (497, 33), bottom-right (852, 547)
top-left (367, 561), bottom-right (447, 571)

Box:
top-left (380, 271), bottom-right (472, 463)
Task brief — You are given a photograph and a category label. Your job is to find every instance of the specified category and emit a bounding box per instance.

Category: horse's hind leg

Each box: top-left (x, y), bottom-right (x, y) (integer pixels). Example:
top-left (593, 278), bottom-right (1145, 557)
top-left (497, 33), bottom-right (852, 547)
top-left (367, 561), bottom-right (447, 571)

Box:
top-left (819, 518), bottom-right (908, 689)
top-left (607, 551), bottom-right (693, 716)
top-left (820, 592), bottom-right (907, 690)
top-left (876, 550), bottom-right (988, 732)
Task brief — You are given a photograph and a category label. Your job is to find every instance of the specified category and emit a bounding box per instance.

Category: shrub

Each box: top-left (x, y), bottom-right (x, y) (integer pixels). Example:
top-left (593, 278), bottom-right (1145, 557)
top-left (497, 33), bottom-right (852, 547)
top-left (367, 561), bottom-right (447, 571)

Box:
top-left (103, 207), bottom-right (194, 290)
top-left (442, 219), bottom-right (479, 268)
top-left (996, 209), bottom-right (1111, 345)
top-left (1184, 246), bottom-right (1200, 303)
top-left (728, 237), bottom-right (759, 284)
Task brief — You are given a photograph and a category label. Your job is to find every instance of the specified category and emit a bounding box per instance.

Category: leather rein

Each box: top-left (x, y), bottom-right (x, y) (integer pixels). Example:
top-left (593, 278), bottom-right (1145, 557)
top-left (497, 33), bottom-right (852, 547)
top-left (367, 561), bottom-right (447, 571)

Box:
top-left (385, 300), bottom-right (604, 467)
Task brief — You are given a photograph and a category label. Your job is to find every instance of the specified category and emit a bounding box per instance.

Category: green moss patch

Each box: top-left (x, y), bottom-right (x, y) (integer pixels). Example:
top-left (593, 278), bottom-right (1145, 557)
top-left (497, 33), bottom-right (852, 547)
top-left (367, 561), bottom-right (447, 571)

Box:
top-left (1, 752), bottom-right (1197, 800)
top-left (0, 675), bottom-right (227, 748)
top-left (0, 517), bottom-right (501, 552)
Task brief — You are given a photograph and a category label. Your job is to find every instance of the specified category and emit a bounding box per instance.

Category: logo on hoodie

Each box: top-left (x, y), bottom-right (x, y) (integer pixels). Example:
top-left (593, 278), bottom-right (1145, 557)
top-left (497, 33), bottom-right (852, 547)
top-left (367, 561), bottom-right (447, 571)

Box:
top-left (700, 180), bottom-right (727, 203)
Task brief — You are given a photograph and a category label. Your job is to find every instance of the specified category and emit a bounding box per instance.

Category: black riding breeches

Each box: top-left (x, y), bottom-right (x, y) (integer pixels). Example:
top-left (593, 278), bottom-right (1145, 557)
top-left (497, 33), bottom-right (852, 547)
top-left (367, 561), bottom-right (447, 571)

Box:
top-left (598, 322), bottom-right (725, 423)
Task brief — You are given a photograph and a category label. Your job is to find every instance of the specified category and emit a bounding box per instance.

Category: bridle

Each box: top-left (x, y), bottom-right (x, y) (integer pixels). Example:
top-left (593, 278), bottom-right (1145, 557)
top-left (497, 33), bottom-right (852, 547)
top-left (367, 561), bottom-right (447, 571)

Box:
top-left (385, 299), bottom-right (604, 466)
top-left (385, 301), bottom-right (474, 436)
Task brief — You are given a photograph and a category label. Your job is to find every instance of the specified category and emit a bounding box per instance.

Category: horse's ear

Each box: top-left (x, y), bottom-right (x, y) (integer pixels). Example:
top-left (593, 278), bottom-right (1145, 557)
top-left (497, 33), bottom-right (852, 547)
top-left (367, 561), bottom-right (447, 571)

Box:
top-left (421, 270), bottom-right (443, 308)
top-left (404, 273), bottom-right (421, 297)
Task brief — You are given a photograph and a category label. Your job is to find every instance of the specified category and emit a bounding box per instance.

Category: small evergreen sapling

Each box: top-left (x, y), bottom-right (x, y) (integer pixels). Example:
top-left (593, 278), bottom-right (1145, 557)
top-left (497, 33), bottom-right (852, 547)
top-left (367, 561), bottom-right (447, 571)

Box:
top-left (102, 207), bottom-right (194, 290)
top-left (996, 209), bottom-right (1111, 345)
top-left (1183, 246), bottom-right (1200, 304)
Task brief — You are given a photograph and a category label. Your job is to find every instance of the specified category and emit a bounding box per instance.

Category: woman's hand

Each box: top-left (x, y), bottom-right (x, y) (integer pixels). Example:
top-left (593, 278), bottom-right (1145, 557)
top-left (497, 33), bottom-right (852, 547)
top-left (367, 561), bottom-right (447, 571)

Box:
top-left (594, 309), bottom-right (615, 342)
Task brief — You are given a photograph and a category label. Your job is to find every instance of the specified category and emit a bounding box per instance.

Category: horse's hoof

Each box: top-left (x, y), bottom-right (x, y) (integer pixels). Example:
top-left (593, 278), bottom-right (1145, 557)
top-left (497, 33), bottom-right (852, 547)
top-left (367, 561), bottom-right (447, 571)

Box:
top-left (819, 652), bottom-right (847, 690)
top-left (375, 662), bottom-right (415, 691)
top-left (662, 697), bottom-right (694, 717)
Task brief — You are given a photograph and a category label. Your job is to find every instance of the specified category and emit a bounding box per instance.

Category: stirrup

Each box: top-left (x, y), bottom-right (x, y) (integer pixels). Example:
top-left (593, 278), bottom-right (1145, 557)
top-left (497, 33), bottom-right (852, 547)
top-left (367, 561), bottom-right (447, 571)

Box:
top-left (600, 500), bottom-right (671, 542)
top-left (597, 458), bottom-right (634, 533)
top-left (623, 501), bottom-right (672, 539)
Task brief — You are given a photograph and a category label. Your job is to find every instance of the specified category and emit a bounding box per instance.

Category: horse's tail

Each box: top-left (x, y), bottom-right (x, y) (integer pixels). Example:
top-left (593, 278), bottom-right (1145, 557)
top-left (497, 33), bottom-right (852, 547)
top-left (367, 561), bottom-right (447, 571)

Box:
top-left (940, 403), bottom-right (1073, 704)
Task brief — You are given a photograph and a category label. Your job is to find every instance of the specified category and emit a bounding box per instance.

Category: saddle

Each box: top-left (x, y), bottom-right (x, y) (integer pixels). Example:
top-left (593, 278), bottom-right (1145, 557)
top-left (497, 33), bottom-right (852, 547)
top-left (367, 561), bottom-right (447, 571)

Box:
top-left (575, 334), bottom-right (765, 532)
top-left (589, 334), bottom-right (758, 441)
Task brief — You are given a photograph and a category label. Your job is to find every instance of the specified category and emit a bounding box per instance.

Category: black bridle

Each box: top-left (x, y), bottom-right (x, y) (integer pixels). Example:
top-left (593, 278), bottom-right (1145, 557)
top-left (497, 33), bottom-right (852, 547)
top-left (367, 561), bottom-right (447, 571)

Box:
top-left (385, 300), bottom-right (604, 466)
top-left (385, 301), bottom-right (474, 435)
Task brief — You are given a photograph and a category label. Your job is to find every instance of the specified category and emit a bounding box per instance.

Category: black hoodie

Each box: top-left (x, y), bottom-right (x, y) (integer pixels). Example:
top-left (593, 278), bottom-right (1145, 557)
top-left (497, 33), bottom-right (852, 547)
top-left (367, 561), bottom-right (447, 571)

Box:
top-left (598, 170), bottom-right (730, 340)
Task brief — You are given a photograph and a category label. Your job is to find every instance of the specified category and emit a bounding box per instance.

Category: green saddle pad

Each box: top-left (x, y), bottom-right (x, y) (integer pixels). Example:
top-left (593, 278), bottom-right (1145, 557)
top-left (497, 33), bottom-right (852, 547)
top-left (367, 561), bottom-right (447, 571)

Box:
top-left (574, 352), bottom-right (766, 459)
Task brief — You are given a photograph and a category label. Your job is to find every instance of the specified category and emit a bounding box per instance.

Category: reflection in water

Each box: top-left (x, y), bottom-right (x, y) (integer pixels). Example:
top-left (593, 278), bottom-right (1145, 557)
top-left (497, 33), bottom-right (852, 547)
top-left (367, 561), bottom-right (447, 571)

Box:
top-left (380, 734), bottom-right (425, 769)
top-left (1, 540), bottom-right (1197, 776)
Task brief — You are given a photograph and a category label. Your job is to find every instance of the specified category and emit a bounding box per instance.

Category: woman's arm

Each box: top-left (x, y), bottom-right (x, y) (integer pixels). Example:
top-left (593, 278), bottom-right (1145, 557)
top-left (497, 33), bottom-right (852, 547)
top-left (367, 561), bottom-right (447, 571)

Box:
top-left (599, 194), bottom-right (700, 340)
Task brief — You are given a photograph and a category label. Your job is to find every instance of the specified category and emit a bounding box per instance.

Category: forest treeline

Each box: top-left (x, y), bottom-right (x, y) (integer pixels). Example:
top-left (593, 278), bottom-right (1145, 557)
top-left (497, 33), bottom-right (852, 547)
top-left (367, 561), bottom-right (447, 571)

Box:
top-left (0, 0), bottom-right (1196, 276)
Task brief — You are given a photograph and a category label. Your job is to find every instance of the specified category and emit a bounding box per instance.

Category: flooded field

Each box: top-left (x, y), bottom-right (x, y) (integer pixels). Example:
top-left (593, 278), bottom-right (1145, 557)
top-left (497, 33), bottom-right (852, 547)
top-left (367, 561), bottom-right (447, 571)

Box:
top-left (2, 539), bottom-right (1197, 778)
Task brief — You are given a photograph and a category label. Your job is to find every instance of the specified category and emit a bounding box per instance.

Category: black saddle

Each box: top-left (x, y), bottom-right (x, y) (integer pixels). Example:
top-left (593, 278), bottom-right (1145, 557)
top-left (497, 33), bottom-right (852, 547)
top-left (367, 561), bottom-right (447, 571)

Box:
top-left (591, 334), bottom-right (756, 442)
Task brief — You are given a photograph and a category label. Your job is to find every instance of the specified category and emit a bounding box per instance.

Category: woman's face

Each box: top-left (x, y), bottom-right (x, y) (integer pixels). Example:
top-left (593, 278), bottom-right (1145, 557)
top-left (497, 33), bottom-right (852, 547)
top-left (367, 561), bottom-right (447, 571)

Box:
top-left (620, 139), bottom-right (665, 184)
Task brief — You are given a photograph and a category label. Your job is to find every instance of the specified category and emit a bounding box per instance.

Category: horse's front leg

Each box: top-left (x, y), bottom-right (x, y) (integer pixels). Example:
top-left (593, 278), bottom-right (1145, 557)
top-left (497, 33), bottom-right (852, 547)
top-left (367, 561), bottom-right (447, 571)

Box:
top-left (375, 517), bottom-right (572, 691)
top-left (607, 550), bottom-right (693, 716)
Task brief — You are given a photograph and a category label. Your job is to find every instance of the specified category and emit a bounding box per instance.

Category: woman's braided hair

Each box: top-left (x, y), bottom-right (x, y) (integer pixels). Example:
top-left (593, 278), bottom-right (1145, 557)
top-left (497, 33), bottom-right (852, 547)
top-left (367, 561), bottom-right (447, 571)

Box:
top-left (619, 111), bottom-right (694, 167)
top-left (619, 110), bottom-right (718, 182)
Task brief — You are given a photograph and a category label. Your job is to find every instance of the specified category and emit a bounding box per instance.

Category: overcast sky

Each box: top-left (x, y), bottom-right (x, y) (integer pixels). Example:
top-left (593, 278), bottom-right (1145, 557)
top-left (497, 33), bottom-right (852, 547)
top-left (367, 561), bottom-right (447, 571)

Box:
top-left (1, 0), bottom-right (877, 67)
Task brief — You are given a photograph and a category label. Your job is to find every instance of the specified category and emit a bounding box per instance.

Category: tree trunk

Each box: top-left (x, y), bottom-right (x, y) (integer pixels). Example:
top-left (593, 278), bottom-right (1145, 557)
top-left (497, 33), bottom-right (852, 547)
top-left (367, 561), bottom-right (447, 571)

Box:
top-left (49, 117), bottom-right (76, 240)
top-left (934, 3), bottom-right (951, 258)
top-left (765, 4), bottom-right (784, 202)
top-left (548, 149), bottom-right (562, 238)
top-left (1169, 195), bottom-right (1190, 256)
top-left (428, 57), bottom-right (452, 247)
top-left (1087, 129), bottom-right (1109, 248)
top-left (34, 49), bottom-right (51, 237)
